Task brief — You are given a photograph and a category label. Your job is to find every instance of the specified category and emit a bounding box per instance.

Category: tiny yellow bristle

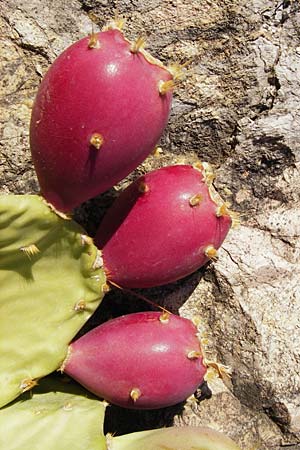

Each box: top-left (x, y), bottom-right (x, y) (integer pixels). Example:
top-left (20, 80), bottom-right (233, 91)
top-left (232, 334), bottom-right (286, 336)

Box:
top-left (130, 36), bottom-right (146, 53)
top-left (20, 378), bottom-right (38, 393)
top-left (102, 283), bottom-right (110, 293)
top-left (159, 311), bottom-right (170, 324)
top-left (130, 388), bottom-right (141, 402)
top-left (20, 244), bottom-right (40, 257)
top-left (138, 181), bottom-right (149, 193)
top-left (193, 162), bottom-right (205, 172)
top-left (216, 203), bottom-right (230, 217)
top-left (90, 133), bottom-right (104, 150)
top-left (92, 251), bottom-right (104, 270)
top-left (191, 315), bottom-right (202, 327)
top-left (215, 201), bottom-right (240, 228)
top-left (204, 366), bottom-right (219, 383)
top-left (102, 18), bottom-right (125, 32)
top-left (204, 245), bottom-right (218, 260)
top-left (187, 350), bottom-right (202, 359)
top-left (223, 187), bottom-right (233, 197)
top-left (74, 299), bottom-right (86, 312)
top-left (81, 234), bottom-right (94, 246)
top-left (151, 146), bottom-right (163, 157)
top-left (167, 63), bottom-right (186, 80)
top-left (204, 360), bottom-right (232, 386)
top-left (158, 79), bottom-right (176, 95)
top-left (229, 210), bottom-right (241, 228)
top-left (63, 402), bottom-right (73, 411)
top-left (189, 193), bottom-right (203, 207)
top-left (88, 33), bottom-right (100, 49)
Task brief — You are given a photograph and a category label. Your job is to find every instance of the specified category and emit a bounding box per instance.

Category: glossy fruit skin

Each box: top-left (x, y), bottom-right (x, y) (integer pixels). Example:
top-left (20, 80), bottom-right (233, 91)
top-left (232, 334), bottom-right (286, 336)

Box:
top-left (95, 165), bottom-right (232, 288)
top-left (30, 29), bottom-right (173, 212)
top-left (64, 312), bottom-right (207, 409)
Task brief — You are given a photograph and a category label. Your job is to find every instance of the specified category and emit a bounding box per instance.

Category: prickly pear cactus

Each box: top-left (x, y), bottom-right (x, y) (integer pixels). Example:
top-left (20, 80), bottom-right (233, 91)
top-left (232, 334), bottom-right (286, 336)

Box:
top-left (0, 375), bottom-right (107, 450)
top-left (0, 194), bottom-right (106, 407)
top-left (108, 426), bottom-right (241, 450)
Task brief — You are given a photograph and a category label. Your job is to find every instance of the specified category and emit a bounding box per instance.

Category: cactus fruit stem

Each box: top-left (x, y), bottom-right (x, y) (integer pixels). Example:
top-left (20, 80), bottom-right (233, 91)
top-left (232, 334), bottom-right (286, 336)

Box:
top-left (204, 245), bottom-right (218, 260)
top-left (158, 79), bottom-right (176, 95)
top-left (130, 36), bottom-right (147, 53)
top-left (88, 33), bottom-right (100, 49)
top-left (138, 181), bottom-right (149, 193)
top-left (90, 133), bottom-right (104, 150)
top-left (20, 244), bottom-right (40, 257)
top-left (189, 193), bottom-right (203, 207)
top-left (130, 388), bottom-right (141, 402)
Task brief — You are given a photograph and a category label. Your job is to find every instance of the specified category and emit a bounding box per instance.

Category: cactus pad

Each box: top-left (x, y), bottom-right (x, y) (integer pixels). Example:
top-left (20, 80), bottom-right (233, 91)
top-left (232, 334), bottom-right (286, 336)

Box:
top-left (0, 375), bottom-right (107, 450)
top-left (108, 426), bottom-right (241, 450)
top-left (0, 194), bottom-right (106, 407)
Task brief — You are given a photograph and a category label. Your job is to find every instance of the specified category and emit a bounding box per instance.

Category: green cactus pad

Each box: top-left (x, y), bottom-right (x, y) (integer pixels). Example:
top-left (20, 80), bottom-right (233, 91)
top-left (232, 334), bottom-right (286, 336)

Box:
top-left (0, 375), bottom-right (107, 450)
top-left (108, 426), bottom-right (241, 450)
top-left (0, 194), bottom-right (106, 407)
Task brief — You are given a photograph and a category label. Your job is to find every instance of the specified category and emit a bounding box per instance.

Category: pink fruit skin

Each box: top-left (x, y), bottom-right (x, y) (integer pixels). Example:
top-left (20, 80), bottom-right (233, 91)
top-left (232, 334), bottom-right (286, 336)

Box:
top-left (64, 312), bottom-right (206, 409)
top-left (95, 165), bottom-right (232, 288)
top-left (30, 29), bottom-right (173, 212)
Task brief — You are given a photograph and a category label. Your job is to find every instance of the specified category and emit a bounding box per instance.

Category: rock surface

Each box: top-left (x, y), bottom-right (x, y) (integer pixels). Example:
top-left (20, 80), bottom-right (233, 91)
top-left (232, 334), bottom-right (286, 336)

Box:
top-left (1, 1), bottom-right (300, 449)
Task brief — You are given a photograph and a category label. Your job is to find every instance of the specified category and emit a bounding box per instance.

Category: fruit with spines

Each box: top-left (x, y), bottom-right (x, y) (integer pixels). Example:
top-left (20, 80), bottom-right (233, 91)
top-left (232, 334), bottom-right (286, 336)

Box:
top-left (107, 426), bottom-right (241, 450)
top-left (62, 311), bottom-right (209, 409)
top-left (0, 376), bottom-right (107, 450)
top-left (0, 194), bottom-right (106, 407)
top-left (30, 22), bottom-right (174, 212)
top-left (95, 164), bottom-right (233, 288)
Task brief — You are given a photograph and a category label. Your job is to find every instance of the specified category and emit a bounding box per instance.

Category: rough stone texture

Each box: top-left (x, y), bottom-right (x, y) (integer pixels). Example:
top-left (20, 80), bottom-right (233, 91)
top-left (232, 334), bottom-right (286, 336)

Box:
top-left (1, 1), bottom-right (300, 449)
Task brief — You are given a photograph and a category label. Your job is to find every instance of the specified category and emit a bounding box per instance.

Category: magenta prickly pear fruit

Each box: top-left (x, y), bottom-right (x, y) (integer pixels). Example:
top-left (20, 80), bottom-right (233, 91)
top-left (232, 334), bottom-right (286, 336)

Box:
top-left (95, 163), bottom-right (235, 288)
top-left (30, 22), bottom-right (175, 212)
top-left (62, 311), bottom-right (208, 409)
